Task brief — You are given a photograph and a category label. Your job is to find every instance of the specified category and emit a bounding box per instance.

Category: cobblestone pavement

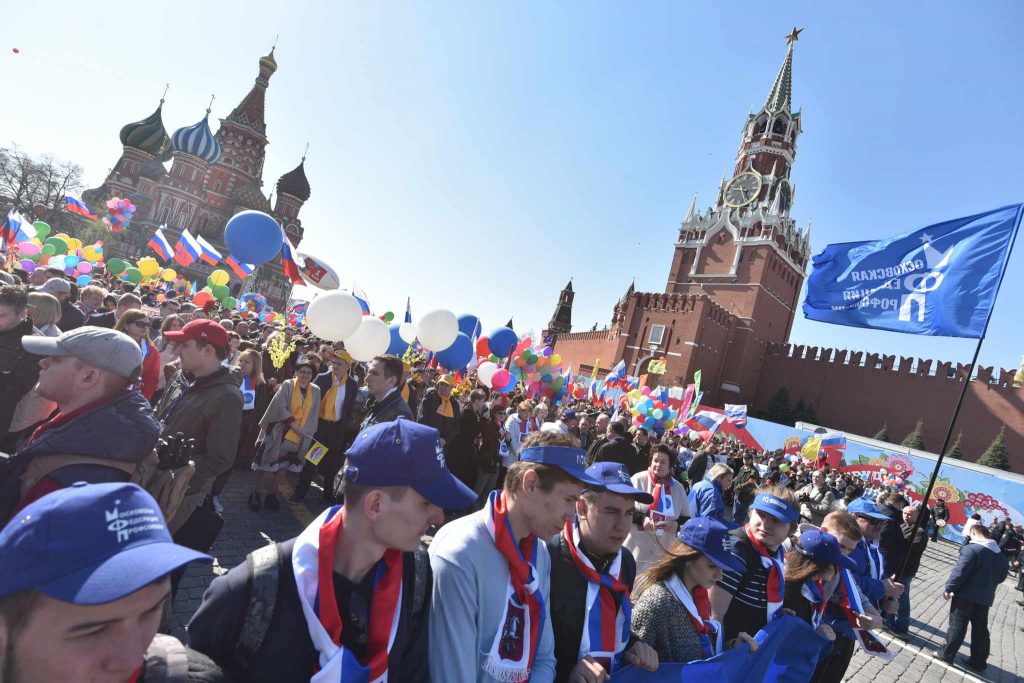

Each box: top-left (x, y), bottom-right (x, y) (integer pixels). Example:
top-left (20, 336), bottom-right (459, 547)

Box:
top-left (172, 473), bottom-right (1024, 682)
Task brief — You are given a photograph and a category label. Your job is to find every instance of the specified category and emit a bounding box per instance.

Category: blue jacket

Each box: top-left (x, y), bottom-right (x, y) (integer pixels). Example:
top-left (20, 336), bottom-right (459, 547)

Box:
top-left (824, 539), bottom-right (887, 639)
top-left (946, 540), bottom-right (1010, 607)
top-left (688, 479), bottom-right (726, 523)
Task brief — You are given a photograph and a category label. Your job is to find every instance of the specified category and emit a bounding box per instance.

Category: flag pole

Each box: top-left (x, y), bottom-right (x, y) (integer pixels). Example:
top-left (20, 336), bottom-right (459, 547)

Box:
top-left (894, 204), bottom-right (1023, 583)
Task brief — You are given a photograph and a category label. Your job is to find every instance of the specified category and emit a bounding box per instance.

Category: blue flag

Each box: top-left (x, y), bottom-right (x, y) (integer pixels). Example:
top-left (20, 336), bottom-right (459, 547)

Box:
top-left (803, 204), bottom-right (1022, 338)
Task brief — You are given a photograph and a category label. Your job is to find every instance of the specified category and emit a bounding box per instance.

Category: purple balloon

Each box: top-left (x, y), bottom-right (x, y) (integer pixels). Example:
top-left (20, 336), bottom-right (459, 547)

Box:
top-left (64, 266), bottom-right (76, 275)
top-left (20, 260), bottom-right (35, 273)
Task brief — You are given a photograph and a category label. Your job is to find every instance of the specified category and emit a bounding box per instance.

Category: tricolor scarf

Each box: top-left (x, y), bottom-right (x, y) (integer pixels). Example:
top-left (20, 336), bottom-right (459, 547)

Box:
top-left (838, 568), bottom-right (895, 660)
top-left (800, 578), bottom-right (828, 628)
top-left (292, 506), bottom-right (404, 682)
top-left (563, 522), bottom-right (630, 672)
top-left (664, 574), bottom-right (723, 660)
top-left (645, 469), bottom-right (675, 533)
top-left (745, 526), bottom-right (784, 623)
top-left (484, 490), bottom-right (545, 683)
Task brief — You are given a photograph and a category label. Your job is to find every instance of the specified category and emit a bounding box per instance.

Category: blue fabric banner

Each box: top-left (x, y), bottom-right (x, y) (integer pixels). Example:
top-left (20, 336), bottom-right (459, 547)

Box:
top-left (802, 204), bottom-right (1022, 338)
top-left (611, 615), bottom-right (829, 681)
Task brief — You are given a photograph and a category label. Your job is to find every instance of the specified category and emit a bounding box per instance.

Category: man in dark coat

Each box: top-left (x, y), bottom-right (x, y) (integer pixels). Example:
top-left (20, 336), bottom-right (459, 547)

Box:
top-left (359, 354), bottom-right (413, 432)
top-left (884, 504), bottom-right (929, 637)
top-left (592, 422), bottom-right (645, 474)
top-left (416, 376), bottom-right (459, 446)
top-left (935, 522), bottom-right (1010, 672)
top-left (444, 388), bottom-right (483, 490)
top-left (548, 462), bottom-right (658, 680)
top-left (0, 285), bottom-right (41, 443)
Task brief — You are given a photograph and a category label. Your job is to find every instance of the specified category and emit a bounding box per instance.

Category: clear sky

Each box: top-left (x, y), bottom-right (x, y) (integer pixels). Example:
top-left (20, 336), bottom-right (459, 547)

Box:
top-left (4, 1), bottom-right (1023, 371)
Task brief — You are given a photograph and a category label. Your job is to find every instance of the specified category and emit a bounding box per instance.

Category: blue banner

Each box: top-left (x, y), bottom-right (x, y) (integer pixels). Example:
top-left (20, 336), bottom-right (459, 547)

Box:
top-left (803, 204), bottom-right (1022, 338)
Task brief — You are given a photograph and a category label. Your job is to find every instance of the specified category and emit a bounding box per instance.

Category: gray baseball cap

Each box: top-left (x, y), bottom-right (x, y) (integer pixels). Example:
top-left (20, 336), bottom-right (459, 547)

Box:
top-left (22, 327), bottom-right (143, 378)
top-left (39, 278), bottom-right (71, 295)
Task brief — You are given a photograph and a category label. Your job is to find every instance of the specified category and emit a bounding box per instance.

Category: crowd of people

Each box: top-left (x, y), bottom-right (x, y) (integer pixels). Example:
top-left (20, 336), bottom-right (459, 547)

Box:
top-left (0, 266), bottom-right (1019, 682)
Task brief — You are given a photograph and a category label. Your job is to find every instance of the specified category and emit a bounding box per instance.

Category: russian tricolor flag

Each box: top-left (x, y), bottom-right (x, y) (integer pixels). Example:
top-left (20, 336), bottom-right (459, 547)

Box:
top-left (352, 282), bottom-right (371, 315)
top-left (173, 229), bottom-right (202, 267)
top-left (2, 210), bottom-right (34, 248)
top-left (148, 226), bottom-right (174, 262)
top-left (280, 241), bottom-right (305, 285)
top-left (225, 254), bottom-right (253, 279)
top-left (65, 194), bottom-right (98, 220)
top-left (195, 235), bottom-right (223, 266)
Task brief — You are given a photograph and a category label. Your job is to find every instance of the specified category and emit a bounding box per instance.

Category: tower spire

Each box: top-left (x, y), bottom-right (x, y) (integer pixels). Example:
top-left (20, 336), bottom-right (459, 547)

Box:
top-left (684, 193), bottom-right (699, 223)
top-left (762, 28), bottom-right (801, 115)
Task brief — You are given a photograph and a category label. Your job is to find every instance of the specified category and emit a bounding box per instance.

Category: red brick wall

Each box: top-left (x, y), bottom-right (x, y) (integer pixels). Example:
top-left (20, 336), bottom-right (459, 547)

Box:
top-left (754, 344), bottom-right (1024, 472)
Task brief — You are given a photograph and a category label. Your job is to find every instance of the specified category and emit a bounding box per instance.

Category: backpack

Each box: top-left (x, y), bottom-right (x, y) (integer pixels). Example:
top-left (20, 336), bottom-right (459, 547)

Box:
top-left (231, 542), bottom-right (431, 677)
top-left (18, 448), bottom-right (195, 522)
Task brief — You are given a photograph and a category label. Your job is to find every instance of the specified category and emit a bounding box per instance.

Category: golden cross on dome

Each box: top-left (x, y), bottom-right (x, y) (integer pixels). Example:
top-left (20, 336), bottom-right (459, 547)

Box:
top-left (786, 27), bottom-right (804, 45)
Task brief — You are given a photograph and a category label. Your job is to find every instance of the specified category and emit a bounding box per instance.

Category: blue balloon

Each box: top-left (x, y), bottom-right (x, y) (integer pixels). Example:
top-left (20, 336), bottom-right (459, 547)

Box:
top-left (436, 332), bottom-right (473, 370)
top-left (457, 314), bottom-right (481, 339)
top-left (386, 323), bottom-right (407, 355)
top-left (224, 210), bottom-right (284, 265)
top-left (487, 327), bottom-right (517, 358)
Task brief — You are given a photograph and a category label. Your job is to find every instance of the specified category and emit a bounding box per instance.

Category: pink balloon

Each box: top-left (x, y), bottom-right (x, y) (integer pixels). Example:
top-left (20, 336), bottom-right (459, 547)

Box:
top-left (491, 369), bottom-right (511, 390)
top-left (77, 262), bottom-right (93, 274)
top-left (18, 242), bottom-right (40, 255)
top-left (641, 386), bottom-right (652, 396)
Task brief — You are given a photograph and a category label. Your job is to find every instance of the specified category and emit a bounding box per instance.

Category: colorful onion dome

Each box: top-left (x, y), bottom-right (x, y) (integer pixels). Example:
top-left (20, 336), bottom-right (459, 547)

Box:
top-left (119, 101), bottom-right (172, 157)
top-left (232, 179), bottom-right (271, 212)
top-left (171, 112), bottom-right (221, 164)
top-left (276, 158), bottom-right (310, 201)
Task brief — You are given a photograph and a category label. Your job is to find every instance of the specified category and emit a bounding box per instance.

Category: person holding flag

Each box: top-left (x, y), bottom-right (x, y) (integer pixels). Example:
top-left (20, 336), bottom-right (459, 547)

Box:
top-left (188, 419), bottom-right (478, 682)
top-left (547, 462), bottom-right (660, 681)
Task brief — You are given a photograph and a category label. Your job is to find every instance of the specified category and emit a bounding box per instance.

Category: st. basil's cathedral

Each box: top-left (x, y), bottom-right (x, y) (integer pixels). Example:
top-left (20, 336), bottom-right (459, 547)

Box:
top-left (84, 47), bottom-right (310, 308)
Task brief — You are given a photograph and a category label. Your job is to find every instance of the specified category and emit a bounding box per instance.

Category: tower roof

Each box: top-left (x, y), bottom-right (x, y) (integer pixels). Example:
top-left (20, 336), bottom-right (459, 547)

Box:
top-left (618, 281), bottom-right (635, 306)
top-left (564, 278), bottom-right (573, 292)
top-left (276, 158), bottom-right (311, 201)
top-left (225, 51), bottom-right (277, 136)
top-left (119, 100), bottom-right (172, 158)
top-left (172, 110), bottom-right (221, 164)
top-left (761, 28), bottom-right (801, 116)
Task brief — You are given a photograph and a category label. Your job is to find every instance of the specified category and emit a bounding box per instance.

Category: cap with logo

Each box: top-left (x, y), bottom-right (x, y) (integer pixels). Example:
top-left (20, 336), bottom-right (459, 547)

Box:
top-left (583, 462), bottom-right (654, 504)
top-left (519, 444), bottom-right (602, 487)
top-left (162, 319), bottom-right (229, 349)
top-left (795, 529), bottom-right (858, 571)
top-left (0, 482), bottom-right (211, 605)
top-left (847, 497), bottom-right (890, 521)
top-left (749, 492), bottom-right (800, 524)
top-left (22, 327), bottom-right (143, 379)
top-left (678, 516), bottom-right (745, 573)
top-left (340, 418), bottom-right (477, 510)
top-left (561, 409), bottom-right (578, 422)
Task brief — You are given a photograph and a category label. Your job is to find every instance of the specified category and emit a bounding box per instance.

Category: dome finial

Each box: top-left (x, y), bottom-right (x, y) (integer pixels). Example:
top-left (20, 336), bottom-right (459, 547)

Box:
top-left (206, 94), bottom-right (215, 115)
top-left (160, 82), bottom-right (169, 106)
top-left (302, 141), bottom-right (309, 162)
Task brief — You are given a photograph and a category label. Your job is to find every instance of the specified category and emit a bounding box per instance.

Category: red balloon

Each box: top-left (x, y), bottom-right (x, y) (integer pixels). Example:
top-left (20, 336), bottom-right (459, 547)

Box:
top-left (476, 336), bottom-right (490, 357)
top-left (194, 291), bottom-right (213, 306)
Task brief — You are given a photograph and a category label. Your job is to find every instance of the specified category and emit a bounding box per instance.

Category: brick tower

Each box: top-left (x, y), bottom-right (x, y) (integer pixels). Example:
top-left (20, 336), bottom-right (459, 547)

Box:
top-left (544, 279), bottom-right (575, 337)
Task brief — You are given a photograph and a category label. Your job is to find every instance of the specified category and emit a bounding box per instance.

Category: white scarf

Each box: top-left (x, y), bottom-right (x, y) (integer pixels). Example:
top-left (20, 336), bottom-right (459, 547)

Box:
top-left (664, 574), bottom-right (723, 657)
top-left (292, 507), bottom-right (403, 682)
top-left (864, 540), bottom-right (885, 582)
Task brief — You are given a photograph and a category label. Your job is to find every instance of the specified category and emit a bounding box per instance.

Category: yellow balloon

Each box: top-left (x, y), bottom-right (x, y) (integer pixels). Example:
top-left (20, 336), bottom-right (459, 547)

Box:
top-left (55, 233), bottom-right (72, 241)
top-left (209, 269), bottom-right (230, 287)
top-left (137, 257), bottom-right (160, 277)
top-left (161, 268), bottom-right (177, 282)
top-left (66, 238), bottom-right (83, 251)
top-left (550, 353), bottom-right (562, 365)
top-left (82, 246), bottom-right (100, 262)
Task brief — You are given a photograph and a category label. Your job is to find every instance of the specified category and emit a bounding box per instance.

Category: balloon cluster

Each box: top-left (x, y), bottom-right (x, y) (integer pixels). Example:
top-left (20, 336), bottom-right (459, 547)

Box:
top-left (237, 292), bottom-right (275, 322)
top-left (878, 469), bottom-right (905, 490)
top-left (626, 386), bottom-right (679, 436)
top-left (15, 225), bottom-right (105, 286)
top-left (504, 341), bottom-right (569, 400)
top-left (103, 198), bottom-right (136, 232)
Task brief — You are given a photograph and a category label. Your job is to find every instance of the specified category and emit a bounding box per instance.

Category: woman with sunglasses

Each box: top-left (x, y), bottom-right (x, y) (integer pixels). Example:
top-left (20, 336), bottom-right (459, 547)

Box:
top-left (114, 309), bottom-right (161, 400)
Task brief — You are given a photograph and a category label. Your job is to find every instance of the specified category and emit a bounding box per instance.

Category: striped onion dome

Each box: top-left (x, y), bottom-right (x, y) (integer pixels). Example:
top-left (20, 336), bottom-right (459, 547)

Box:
top-left (171, 112), bottom-right (221, 164)
top-left (119, 101), bottom-right (172, 157)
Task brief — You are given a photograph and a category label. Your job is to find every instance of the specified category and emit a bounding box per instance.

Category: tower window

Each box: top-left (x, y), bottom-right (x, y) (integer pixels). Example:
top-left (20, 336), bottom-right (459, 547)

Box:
top-left (648, 324), bottom-right (666, 347)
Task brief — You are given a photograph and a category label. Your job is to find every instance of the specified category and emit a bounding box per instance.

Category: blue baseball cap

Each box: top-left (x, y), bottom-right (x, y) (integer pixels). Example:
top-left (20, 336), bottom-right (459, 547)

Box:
top-left (795, 530), bottom-right (858, 571)
top-left (561, 409), bottom-right (578, 421)
top-left (583, 462), bottom-right (654, 504)
top-left (520, 444), bottom-right (602, 487)
top-left (678, 517), bottom-right (745, 573)
top-left (0, 482), bottom-right (211, 605)
top-left (342, 418), bottom-right (477, 510)
top-left (750, 492), bottom-right (800, 524)
top-left (847, 497), bottom-right (889, 521)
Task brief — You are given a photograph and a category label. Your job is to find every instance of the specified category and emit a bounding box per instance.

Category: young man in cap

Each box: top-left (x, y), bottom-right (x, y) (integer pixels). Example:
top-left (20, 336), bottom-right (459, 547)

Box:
top-left (815, 497), bottom-right (903, 683)
top-left (541, 408), bottom-right (578, 435)
top-left (154, 319), bottom-right (243, 532)
top-left (188, 419), bottom-right (477, 682)
top-left (709, 486), bottom-right (801, 642)
top-left (0, 482), bottom-right (221, 682)
top-left (38, 276), bottom-right (86, 331)
top-left (0, 327), bottom-right (159, 520)
top-left (548, 462), bottom-right (660, 682)
top-left (428, 431), bottom-right (602, 683)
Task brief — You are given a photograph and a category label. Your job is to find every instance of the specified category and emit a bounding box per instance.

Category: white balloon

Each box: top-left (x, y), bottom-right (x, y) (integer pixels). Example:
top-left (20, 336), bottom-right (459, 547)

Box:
top-left (344, 317), bottom-right (391, 362)
top-left (305, 291), bottom-right (362, 341)
top-left (478, 361), bottom-right (499, 388)
top-left (398, 322), bottom-right (417, 344)
top-left (416, 309), bottom-right (458, 351)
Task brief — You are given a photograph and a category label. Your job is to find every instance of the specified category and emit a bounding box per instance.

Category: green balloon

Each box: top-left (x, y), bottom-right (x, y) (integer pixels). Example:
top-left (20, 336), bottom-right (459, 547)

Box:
top-left (211, 285), bottom-right (230, 300)
top-left (223, 296), bottom-right (237, 309)
top-left (123, 267), bottom-right (142, 284)
top-left (40, 244), bottom-right (56, 256)
top-left (106, 258), bottom-right (128, 274)
top-left (44, 237), bottom-right (67, 255)
top-left (32, 222), bottom-right (51, 239)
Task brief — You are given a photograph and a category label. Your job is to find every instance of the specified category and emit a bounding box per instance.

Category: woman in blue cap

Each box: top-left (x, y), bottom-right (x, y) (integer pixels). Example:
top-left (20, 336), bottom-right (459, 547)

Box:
top-left (631, 516), bottom-right (759, 663)
top-left (782, 529), bottom-right (859, 642)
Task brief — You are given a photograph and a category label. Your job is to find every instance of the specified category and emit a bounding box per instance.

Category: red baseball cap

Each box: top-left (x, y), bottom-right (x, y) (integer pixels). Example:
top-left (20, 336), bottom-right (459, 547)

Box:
top-left (163, 319), bottom-right (229, 349)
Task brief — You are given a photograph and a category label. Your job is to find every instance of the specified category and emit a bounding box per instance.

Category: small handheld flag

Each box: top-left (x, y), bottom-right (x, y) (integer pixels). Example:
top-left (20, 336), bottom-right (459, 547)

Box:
top-left (225, 254), bottom-right (253, 279)
top-left (173, 229), bottom-right (202, 267)
top-left (148, 227), bottom-right (174, 262)
top-left (195, 234), bottom-right (223, 266)
top-left (65, 194), bottom-right (98, 220)
top-left (280, 241), bottom-right (304, 285)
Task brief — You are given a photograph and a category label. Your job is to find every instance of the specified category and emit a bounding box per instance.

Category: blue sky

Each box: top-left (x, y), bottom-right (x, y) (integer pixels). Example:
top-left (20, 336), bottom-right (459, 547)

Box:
top-left (4, 1), bottom-right (1023, 371)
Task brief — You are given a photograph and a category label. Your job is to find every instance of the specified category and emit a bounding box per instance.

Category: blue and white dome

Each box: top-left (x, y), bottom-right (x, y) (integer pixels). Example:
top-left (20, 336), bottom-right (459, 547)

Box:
top-left (171, 113), bottom-right (221, 164)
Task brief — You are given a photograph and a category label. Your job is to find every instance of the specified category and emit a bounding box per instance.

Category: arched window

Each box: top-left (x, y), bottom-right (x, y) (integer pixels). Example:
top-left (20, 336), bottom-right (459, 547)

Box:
top-left (213, 179), bottom-right (222, 193)
top-left (772, 117), bottom-right (786, 135)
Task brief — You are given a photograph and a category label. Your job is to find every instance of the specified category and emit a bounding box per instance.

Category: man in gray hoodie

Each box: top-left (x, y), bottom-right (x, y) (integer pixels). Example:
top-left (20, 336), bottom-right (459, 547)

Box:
top-left (934, 522), bottom-right (1010, 672)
